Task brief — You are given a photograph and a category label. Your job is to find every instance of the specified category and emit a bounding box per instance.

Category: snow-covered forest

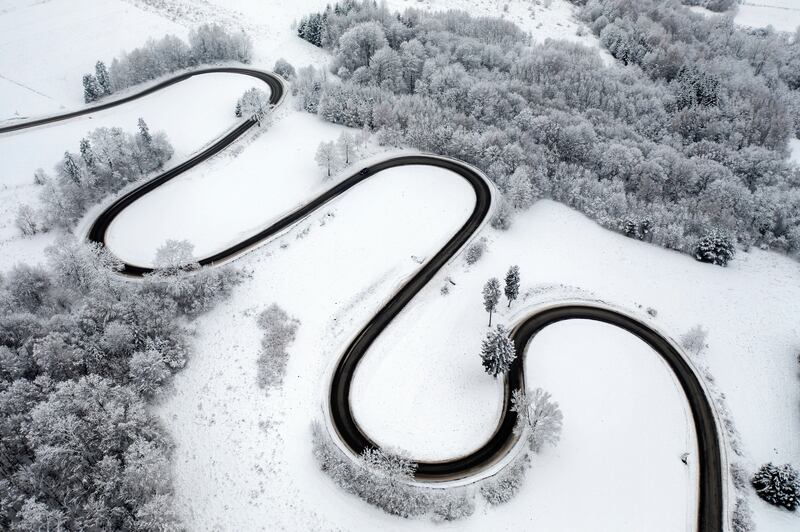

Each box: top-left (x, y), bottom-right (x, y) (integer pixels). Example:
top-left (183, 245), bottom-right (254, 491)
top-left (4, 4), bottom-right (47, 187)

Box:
top-left (294, 0), bottom-right (800, 263)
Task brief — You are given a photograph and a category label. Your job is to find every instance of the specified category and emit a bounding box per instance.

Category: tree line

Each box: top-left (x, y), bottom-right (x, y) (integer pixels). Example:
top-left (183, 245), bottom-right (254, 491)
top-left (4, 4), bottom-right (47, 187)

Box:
top-left (83, 24), bottom-right (253, 103)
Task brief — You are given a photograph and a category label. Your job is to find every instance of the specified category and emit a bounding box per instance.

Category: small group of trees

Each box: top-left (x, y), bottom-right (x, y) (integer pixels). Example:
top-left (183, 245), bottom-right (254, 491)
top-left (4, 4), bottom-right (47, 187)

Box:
top-left (82, 24), bottom-right (253, 102)
top-left (19, 119), bottom-right (173, 233)
top-left (0, 236), bottom-right (243, 529)
top-left (482, 265), bottom-right (520, 326)
top-left (315, 131), bottom-right (363, 178)
top-left (235, 87), bottom-right (272, 125)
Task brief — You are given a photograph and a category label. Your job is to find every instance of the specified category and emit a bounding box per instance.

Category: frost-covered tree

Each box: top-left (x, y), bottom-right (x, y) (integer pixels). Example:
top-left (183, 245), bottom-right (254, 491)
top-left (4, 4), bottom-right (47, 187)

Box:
top-left (369, 46), bottom-right (402, 90)
top-left (511, 387), bottom-right (563, 453)
top-left (480, 324), bottom-right (516, 377)
top-left (82, 74), bottom-right (102, 102)
top-left (32, 168), bottom-right (48, 185)
top-left (15, 204), bottom-right (38, 236)
top-left (336, 21), bottom-right (387, 73)
top-left (504, 265), bottom-right (520, 307)
top-left (482, 277), bottom-right (501, 326)
top-left (507, 168), bottom-right (535, 210)
top-left (154, 239), bottom-right (196, 271)
top-left (490, 199), bottom-right (513, 231)
top-left (315, 140), bottom-right (343, 178)
top-left (95, 60), bottom-right (112, 95)
top-left (128, 349), bottom-right (171, 397)
top-left (694, 230), bottom-right (735, 266)
top-left (236, 87), bottom-right (271, 125)
top-left (337, 131), bottom-right (357, 165)
top-left (273, 57), bottom-right (296, 80)
top-left (751, 462), bottom-right (800, 510)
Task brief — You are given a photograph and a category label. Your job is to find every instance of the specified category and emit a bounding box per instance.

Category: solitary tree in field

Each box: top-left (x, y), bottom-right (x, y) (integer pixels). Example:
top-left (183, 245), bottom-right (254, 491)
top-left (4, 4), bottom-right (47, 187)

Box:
top-left (315, 141), bottom-right (343, 179)
top-left (482, 277), bottom-right (501, 326)
top-left (480, 324), bottom-right (516, 377)
top-left (504, 265), bottom-right (520, 307)
top-left (511, 387), bottom-right (564, 453)
top-left (236, 88), bottom-right (271, 125)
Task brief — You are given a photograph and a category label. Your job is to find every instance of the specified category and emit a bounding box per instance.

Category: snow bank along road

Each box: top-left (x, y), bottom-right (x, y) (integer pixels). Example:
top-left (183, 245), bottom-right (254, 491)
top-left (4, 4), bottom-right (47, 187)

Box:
top-left (0, 68), bottom-right (724, 531)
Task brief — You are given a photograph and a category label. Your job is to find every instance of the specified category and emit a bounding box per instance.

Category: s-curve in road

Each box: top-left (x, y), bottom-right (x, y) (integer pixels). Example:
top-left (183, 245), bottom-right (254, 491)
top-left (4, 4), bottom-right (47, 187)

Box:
top-left (1, 68), bottom-right (724, 532)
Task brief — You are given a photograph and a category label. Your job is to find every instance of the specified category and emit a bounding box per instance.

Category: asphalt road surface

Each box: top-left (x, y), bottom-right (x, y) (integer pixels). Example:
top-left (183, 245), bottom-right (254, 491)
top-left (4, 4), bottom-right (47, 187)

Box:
top-left (1, 68), bottom-right (724, 531)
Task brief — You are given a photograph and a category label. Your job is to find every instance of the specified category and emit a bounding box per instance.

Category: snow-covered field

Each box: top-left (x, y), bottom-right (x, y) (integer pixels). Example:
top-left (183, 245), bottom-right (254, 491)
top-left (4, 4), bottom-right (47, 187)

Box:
top-left (0, 0), bottom-right (185, 120)
top-left (736, 1), bottom-right (800, 32)
top-left (105, 112), bottom-right (352, 266)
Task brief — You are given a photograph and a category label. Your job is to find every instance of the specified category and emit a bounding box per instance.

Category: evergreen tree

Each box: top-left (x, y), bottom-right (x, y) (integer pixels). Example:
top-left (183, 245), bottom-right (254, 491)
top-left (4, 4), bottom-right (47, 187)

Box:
top-left (95, 60), bottom-right (112, 95)
top-left (482, 277), bottom-right (501, 326)
top-left (82, 74), bottom-right (102, 102)
top-left (79, 138), bottom-right (94, 168)
top-left (751, 463), bottom-right (800, 510)
top-left (504, 265), bottom-right (520, 307)
top-left (480, 324), bottom-right (516, 377)
top-left (137, 118), bottom-right (152, 145)
top-left (694, 230), bottom-right (735, 266)
top-left (63, 152), bottom-right (82, 184)
top-left (235, 100), bottom-right (242, 117)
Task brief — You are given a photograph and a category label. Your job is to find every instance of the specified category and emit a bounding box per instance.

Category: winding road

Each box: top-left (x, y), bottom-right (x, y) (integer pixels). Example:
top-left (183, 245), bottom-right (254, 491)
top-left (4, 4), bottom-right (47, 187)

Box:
top-left (0, 68), bottom-right (725, 531)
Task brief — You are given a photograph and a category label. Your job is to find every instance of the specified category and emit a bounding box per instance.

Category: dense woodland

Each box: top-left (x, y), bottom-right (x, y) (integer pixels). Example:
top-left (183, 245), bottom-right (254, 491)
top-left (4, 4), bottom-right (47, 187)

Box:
top-left (294, 0), bottom-right (800, 264)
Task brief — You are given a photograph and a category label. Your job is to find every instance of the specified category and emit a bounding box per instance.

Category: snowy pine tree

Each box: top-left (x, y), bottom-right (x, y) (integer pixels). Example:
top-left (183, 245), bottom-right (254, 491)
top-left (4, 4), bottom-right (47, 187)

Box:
top-left (63, 152), bottom-right (82, 184)
top-left (137, 118), bottom-right (152, 145)
top-left (504, 265), bottom-right (520, 307)
top-left (694, 230), bottom-right (735, 266)
top-left (82, 74), bottom-right (102, 102)
top-left (79, 138), bottom-right (94, 168)
top-left (480, 324), bottom-right (516, 377)
top-left (95, 61), bottom-right (112, 95)
top-left (482, 277), bottom-right (501, 326)
top-left (751, 463), bottom-right (800, 510)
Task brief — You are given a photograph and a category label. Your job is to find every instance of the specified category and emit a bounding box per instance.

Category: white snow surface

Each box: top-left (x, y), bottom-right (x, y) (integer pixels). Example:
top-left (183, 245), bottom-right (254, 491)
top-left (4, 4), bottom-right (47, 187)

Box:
top-left (0, 0), bottom-right (186, 121)
top-left (104, 112), bottom-right (354, 266)
top-left (735, 1), bottom-right (800, 33)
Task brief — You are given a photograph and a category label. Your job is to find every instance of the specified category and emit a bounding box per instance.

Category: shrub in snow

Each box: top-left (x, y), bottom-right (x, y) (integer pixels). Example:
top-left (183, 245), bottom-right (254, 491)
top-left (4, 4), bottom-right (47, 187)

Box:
top-left (479, 453), bottom-right (530, 506)
top-left (694, 230), bottom-right (735, 266)
top-left (490, 200), bottom-right (513, 231)
top-left (255, 304), bottom-right (299, 392)
top-left (481, 324), bottom-right (516, 377)
top-left (32, 168), bottom-right (48, 185)
top-left (465, 238), bottom-right (487, 265)
top-left (431, 492), bottom-right (475, 522)
top-left (751, 462), bottom-right (800, 510)
top-left (511, 388), bottom-right (564, 453)
top-left (731, 497), bottom-right (755, 532)
top-left (730, 463), bottom-right (749, 491)
top-left (680, 324), bottom-right (708, 357)
top-left (273, 58), bottom-right (296, 80)
top-left (15, 205), bottom-right (39, 236)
